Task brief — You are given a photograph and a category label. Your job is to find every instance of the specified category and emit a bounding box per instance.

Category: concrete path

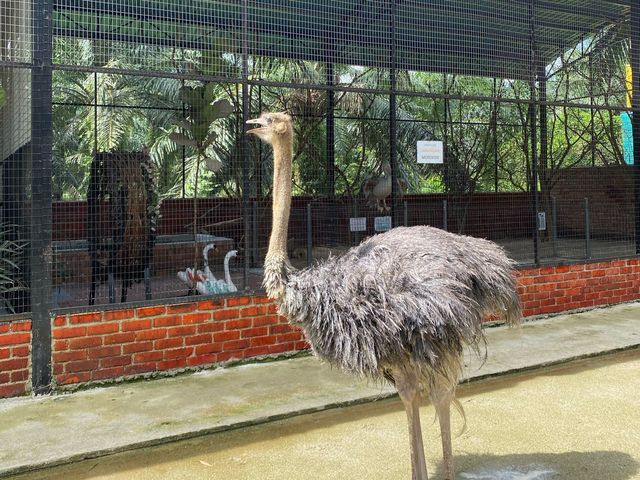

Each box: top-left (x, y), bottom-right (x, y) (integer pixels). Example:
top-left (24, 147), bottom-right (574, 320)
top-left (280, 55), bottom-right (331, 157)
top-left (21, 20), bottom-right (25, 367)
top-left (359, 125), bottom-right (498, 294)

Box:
top-left (1, 303), bottom-right (639, 477)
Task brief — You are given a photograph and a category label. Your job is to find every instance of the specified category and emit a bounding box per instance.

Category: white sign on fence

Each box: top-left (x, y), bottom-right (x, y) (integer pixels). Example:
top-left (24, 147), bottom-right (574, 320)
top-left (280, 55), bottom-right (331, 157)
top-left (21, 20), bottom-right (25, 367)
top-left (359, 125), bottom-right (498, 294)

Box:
top-left (374, 216), bottom-right (392, 232)
top-left (349, 217), bottom-right (367, 232)
top-left (417, 140), bottom-right (444, 164)
top-left (537, 212), bottom-right (547, 231)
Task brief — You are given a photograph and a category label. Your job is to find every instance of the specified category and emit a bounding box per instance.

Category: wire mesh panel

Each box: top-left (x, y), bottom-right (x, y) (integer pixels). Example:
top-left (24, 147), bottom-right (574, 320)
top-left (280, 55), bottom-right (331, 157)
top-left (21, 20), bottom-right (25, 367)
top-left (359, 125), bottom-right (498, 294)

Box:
top-left (53, 0), bottom-right (243, 78)
top-left (0, 0), bottom-right (35, 317)
top-left (398, 0), bottom-right (531, 85)
top-left (1, 0), bottom-right (33, 66)
top-left (0, 66), bottom-right (31, 314)
top-left (247, 1), bottom-right (392, 87)
top-left (50, 71), bottom-right (245, 307)
top-left (0, 0), bottom-right (638, 317)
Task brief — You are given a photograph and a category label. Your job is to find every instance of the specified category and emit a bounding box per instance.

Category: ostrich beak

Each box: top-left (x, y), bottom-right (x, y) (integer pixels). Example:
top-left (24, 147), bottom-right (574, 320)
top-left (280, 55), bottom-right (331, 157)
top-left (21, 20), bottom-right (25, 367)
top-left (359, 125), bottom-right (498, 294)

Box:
top-left (246, 117), bottom-right (268, 135)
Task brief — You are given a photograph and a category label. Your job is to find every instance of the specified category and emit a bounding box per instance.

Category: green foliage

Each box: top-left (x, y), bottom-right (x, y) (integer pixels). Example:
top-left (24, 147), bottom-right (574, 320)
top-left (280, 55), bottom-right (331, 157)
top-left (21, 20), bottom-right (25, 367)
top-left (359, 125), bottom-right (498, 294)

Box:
top-left (0, 86), bottom-right (5, 108)
top-left (52, 67), bottom-right (185, 199)
top-left (169, 84), bottom-right (233, 269)
top-left (170, 84), bottom-right (234, 167)
top-left (0, 225), bottom-right (26, 314)
top-left (49, 28), bottom-right (630, 206)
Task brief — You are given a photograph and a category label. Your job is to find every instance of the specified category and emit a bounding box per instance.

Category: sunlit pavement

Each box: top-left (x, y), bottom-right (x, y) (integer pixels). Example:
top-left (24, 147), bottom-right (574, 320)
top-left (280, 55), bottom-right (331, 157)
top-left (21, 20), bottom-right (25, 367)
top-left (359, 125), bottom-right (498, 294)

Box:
top-left (7, 352), bottom-right (640, 480)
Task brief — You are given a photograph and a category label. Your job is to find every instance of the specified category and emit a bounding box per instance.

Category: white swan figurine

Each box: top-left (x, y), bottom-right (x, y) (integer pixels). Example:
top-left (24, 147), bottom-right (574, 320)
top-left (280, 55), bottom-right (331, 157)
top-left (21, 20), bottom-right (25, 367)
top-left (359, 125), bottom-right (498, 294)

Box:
top-left (186, 245), bottom-right (238, 295)
top-left (223, 250), bottom-right (238, 292)
top-left (202, 243), bottom-right (217, 282)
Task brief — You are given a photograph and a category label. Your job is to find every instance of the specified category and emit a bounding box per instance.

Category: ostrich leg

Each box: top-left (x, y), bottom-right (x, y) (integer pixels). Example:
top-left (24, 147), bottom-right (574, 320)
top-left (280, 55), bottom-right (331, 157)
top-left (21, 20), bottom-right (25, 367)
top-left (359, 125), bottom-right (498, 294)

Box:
top-left (392, 366), bottom-right (428, 480)
top-left (431, 378), bottom-right (456, 480)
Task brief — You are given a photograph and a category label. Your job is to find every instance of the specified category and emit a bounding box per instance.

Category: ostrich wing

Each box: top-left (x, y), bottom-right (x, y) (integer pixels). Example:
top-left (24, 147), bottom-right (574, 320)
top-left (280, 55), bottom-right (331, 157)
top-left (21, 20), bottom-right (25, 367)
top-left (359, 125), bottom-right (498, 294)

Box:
top-left (282, 226), bottom-right (520, 379)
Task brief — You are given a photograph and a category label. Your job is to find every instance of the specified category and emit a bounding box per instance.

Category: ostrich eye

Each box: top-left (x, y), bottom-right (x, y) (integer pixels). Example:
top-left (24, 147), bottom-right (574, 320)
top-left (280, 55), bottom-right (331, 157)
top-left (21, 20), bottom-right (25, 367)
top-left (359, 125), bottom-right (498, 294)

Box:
top-left (265, 117), bottom-right (273, 124)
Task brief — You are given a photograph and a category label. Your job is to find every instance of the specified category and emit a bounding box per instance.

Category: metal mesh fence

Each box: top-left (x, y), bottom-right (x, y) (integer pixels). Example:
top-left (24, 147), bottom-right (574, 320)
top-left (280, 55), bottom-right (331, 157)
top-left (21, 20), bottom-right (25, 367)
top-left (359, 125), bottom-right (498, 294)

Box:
top-left (1, 0), bottom-right (34, 315)
top-left (0, 0), bottom-right (638, 315)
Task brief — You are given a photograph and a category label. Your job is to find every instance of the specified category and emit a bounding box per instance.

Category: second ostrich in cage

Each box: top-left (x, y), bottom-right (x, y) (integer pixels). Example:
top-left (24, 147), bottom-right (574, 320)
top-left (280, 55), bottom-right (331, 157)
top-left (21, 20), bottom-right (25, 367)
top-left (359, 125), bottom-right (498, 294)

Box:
top-left (247, 112), bottom-right (520, 480)
top-left (87, 150), bottom-right (159, 304)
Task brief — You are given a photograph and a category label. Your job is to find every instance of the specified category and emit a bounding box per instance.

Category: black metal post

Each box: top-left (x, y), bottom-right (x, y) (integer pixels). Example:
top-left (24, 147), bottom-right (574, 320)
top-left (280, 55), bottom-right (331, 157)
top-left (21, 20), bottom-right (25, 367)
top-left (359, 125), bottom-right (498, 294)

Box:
top-left (31, 0), bottom-right (54, 394)
top-left (251, 200), bottom-right (258, 268)
top-left (403, 201), bottom-right (408, 227)
top-left (551, 195), bottom-right (558, 259)
top-left (493, 78), bottom-right (499, 193)
top-left (256, 84), bottom-right (263, 198)
top-left (528, 0), bottom-right (540, 266)
top-left (306, 203), bottom-right (313, 267)
top-left (442, 200), bottom-right (448, 231)
top-left (584, 197), bottom-right (591, 260)
top-left (389, 0), bottom-right (400, 227)
top-left (326, 63), bottom-right (335, 199)
top-left (443, 73), bottom-right (450, 197)
top-left (94, 72), bottom-right (98, 152)
top-left (242, 0), bottom-right (250, 287)
top-left (538, 64), bottom-right (547, 192)
top-left (181, 78), bottom-right (186, 198)
top-left (631, 3), bottom-right (640, 254)
top-left (326, 58), bottom-right (337, 246)
top-left (538, 61), bottom-right (549, 251)
top-left (589, 54), bottom-right (596, 167)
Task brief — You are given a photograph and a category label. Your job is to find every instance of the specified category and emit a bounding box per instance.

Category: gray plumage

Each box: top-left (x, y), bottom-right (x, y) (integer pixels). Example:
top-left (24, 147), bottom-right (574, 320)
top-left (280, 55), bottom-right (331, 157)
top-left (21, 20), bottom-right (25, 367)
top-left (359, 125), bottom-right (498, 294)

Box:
top-left (281, 225), bottom-right (520, 381)
top-left (247, 112), bottom-right (521, 480)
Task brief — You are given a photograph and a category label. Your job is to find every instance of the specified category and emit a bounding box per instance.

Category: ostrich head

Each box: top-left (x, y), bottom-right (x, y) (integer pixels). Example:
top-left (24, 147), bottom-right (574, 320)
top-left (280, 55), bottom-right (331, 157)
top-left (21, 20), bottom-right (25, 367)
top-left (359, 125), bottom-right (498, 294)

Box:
top-left (246, 112), bottom-right (292, 145)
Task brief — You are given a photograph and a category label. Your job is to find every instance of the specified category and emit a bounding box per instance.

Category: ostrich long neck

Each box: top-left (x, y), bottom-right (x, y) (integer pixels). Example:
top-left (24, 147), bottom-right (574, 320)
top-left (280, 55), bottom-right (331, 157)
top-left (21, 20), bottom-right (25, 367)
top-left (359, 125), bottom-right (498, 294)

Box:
top-left (264, 134), bottom-right (294, 299)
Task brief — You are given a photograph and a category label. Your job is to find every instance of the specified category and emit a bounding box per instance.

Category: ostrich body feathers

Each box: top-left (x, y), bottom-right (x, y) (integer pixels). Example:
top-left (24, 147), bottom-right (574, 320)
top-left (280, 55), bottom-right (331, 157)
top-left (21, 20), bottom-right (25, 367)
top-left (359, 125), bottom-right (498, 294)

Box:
top-left (276, 225), bottom-right (520, 381)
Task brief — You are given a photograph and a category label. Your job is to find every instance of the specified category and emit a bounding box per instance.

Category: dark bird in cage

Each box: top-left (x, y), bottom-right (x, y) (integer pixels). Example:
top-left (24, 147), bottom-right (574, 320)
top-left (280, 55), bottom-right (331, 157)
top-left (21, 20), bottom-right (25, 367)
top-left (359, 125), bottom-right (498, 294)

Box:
top-left (247, 112), bottom-right (521, 480)
top-left (87, 149), bottom-right (159, 305)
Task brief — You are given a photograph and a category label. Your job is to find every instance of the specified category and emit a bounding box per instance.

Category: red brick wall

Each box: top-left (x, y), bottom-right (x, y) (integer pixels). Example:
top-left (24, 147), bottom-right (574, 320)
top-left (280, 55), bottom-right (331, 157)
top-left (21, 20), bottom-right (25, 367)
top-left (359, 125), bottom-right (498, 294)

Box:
top-left (3, 257), bottom-right (640, 398)
top-left (518, 259), bottom-right (640, 317)
top-left (0, 320), bottom-right (31, 398)
top-left (52, 296), bottom-right (307, 387)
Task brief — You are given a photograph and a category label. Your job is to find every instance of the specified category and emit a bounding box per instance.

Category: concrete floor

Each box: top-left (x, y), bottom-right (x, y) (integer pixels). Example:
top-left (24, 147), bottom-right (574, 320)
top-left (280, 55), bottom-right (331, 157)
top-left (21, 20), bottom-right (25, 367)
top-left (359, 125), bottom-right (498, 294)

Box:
top-left (6, 351), bottom-right (640, 480)
top-left (0, 302), bottom-right (639, 478)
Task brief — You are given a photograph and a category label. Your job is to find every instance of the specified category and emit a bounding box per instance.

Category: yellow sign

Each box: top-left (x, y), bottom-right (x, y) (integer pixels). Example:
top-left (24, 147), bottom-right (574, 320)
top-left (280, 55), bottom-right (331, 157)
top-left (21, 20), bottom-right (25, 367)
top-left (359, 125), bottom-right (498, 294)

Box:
top-left (626, 64), bottom-right (632, 108)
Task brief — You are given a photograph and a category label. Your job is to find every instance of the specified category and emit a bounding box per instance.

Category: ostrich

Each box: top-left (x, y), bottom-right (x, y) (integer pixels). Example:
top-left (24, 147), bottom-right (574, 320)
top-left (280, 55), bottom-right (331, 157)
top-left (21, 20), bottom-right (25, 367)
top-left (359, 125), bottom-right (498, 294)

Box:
top-left (247, 112), bottom-right (520, 480)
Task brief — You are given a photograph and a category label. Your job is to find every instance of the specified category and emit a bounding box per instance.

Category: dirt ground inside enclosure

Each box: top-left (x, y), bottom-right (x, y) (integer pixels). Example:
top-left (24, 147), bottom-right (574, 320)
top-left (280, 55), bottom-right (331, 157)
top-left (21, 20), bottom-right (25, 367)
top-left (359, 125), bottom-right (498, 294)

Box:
top-left (53, 236), bottom-right (634, 308)
top-left (8, 351), bottom-right (640, 480)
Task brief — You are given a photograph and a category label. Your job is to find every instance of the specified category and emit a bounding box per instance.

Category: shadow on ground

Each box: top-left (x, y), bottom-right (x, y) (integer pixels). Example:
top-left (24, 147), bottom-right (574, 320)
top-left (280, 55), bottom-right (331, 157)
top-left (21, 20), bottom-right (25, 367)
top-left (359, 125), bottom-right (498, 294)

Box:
top-left (442, 451), bottom-right (639, 480)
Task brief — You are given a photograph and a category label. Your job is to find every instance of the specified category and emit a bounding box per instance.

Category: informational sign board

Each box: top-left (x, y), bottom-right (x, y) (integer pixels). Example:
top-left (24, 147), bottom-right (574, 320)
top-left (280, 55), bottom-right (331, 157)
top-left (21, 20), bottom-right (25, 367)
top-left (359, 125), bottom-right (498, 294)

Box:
top-left (537, 212), bottom-right (547, 231)
top-left (417, 140), bottom-right (444, 164)
top-left (374, 216), bottom-right (392, 232)
top-left (349, 217), bottom-right (367, 232)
